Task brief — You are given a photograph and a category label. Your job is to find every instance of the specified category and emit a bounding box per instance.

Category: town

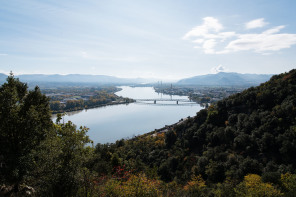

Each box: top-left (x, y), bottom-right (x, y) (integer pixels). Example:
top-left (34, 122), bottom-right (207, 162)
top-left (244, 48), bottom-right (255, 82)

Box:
top-left (154, 84), bottom-right (246, 106)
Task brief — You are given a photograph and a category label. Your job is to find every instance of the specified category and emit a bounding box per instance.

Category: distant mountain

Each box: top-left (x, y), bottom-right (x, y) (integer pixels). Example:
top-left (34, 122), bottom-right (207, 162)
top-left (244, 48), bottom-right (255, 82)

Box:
top-left (0, 72), bottom-right (274, 87)
top-left (177, 72), bottom-right (273, 86)
top-left (0, 73), bottom-right (6, 83)
top-left (17, 74), bottom-right (126, 84)
top-left (0, 74), bottom-right (158, 87)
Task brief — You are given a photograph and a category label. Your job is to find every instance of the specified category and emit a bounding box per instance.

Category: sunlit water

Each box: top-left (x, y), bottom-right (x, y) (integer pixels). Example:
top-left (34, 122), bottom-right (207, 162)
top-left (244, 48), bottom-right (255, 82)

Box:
top-left (53, 86), bottom-right (203, 144)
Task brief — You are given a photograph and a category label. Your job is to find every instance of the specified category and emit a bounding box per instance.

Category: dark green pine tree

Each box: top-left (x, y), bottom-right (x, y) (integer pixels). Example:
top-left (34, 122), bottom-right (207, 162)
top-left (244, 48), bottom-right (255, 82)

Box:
top-left (0, 72), bottom-right (52, 192)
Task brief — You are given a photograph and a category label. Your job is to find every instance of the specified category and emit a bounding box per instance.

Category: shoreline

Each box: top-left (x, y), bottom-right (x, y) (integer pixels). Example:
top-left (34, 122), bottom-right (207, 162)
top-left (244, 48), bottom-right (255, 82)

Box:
top-left (51, 100), bottom-right (135, 115)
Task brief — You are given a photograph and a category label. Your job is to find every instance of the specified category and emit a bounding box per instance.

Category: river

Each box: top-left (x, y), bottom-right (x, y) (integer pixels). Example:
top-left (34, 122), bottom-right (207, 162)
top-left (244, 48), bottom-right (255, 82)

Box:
top-left (54, 86), bottom-right (203, 144)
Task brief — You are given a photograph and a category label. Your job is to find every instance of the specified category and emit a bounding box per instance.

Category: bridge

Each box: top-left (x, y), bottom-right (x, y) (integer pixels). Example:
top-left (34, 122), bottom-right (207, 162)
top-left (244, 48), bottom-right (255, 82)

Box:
top-left (136, 98), bottom-right (195, 105)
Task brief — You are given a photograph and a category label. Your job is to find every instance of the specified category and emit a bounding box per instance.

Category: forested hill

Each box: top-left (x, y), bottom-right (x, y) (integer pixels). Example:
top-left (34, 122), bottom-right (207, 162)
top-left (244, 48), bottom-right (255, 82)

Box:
top-left (162, 69), bottom-right (296, 180)
top-left (177, 72), bottom-right (273, 86)
top-left (96, 69), bottom-right (296, 193)
top-left (159, 69), bottom-right (296, 182)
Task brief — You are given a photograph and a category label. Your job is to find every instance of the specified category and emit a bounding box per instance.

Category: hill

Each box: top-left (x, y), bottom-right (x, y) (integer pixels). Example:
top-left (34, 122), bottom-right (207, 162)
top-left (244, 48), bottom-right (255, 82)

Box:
top-left (177, 72), bottom-right (273, 86)
top-left (94, 69), bottom-right (296, 189)
top-left (0, 73), bottom-right (157, 87)
top-left (1, 70), bottom-right (296, 196)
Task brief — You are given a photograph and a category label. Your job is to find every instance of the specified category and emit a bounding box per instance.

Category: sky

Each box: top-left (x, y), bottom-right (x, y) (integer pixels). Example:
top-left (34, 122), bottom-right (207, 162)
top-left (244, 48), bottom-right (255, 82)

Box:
top-left (1, 0), bottom-right (296, 80)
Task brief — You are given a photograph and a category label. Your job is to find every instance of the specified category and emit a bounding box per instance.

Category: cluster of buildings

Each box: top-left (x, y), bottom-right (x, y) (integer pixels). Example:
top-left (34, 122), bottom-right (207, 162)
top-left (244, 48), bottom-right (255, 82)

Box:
top-left (154, 86), bottom-right (245, 104)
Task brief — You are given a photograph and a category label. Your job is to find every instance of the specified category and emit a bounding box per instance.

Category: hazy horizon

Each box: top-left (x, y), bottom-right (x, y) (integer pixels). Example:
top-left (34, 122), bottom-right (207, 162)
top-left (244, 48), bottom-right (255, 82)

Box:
top-left (1, 0), bottom-right (296, 80)
top-left (0, 70), bottom-right (276, 82)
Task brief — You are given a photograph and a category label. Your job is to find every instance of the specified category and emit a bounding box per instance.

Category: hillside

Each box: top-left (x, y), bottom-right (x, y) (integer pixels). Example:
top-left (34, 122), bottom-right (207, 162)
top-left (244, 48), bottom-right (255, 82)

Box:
top-left (1, 70), bottom-right (296, 196)
top-left (177, 72), bottom-right (273, 86)
top-left (164, 69), bottom-right (296, 182)
top-left (90, 69), bottom-right (296, 195)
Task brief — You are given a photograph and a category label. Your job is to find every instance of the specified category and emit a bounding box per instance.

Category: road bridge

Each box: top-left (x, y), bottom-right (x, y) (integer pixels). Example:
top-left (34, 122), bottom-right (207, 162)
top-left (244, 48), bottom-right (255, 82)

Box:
top-left (136, 98), bottom-right (195, 104)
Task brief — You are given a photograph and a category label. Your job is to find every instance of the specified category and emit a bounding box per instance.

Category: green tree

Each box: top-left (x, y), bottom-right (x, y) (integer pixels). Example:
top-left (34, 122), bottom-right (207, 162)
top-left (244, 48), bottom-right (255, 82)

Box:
top-left (50, 100), bottom-right (62, 111)
top-left (32, 119), bottom-right (94, 196)
top-left (0, 73), bottom-right (52, 192)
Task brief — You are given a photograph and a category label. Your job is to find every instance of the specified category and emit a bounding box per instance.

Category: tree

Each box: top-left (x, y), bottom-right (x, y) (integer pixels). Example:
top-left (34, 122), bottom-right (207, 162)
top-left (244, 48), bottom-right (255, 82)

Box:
top-left (50, 100), bottom-right (62, 111)
top-left (165, 130), bottom-right (177, 148)
top-left (183, 175), bottom-right (207, 196)
top-left (281, 173), bottom-right (296, 196)
top-left (234, 174), bottom-right (282, 197)
top-left (32, 117), bottom-right (94, 196)
top-left (0, 73), bottom-right (52, 192)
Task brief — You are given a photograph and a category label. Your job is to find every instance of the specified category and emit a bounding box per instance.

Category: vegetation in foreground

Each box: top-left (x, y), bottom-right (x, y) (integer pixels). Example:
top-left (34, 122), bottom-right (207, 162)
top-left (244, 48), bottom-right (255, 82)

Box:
top-left (0, 69), bottom-right (296, 196)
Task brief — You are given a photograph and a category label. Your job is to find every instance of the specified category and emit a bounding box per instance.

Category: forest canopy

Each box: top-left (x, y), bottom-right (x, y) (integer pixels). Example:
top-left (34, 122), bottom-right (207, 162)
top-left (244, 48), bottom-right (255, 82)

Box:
top-left (1, 70), bottom-right (296, 196)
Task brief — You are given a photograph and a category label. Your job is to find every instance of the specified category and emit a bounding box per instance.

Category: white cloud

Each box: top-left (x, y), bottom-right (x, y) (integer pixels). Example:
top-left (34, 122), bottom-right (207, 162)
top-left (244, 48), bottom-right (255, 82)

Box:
top-left (225, 28), bottom-right (296, 53)
top-left (0, 53), bottom-right (8, 56)
top-left (183, 17), bottom-right (296, 54)
top-left (263, 25), bottom-right (285, 34)
top-left (211, 65), bottom-right (228, 74)
top-left (193, 39), bottom-right (204, 44)
top-left (245, 18), bottom-right (268, 29)
top-left (203, 39), bottom-right (216, 54)
top-left (183, 17), bottom-right (223, 39)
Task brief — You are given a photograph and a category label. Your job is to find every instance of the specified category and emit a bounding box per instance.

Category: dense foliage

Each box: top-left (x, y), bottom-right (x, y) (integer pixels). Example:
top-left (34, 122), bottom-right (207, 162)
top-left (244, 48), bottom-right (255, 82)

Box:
top-left (92, 69), bottom-right (296, 196)
top-left (1, 69), bottom-right (296, 196)
top-left (0, 75), bottom-right (93, 196)
top-left (0, 73), bottom-right (52, 192)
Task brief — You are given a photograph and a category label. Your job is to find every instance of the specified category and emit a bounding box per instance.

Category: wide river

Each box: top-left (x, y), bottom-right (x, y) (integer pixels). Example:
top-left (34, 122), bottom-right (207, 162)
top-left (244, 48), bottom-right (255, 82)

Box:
top-left (54, 86), bottom-right (203, 144)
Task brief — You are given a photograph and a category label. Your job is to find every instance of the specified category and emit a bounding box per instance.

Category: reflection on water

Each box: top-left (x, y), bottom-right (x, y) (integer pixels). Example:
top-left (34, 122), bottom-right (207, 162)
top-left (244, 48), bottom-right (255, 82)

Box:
top-left (53, 86), bottom-right (203, 144)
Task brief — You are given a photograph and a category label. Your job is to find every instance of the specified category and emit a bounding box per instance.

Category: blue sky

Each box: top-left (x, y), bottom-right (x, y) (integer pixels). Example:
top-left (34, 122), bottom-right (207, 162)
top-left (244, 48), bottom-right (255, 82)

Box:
top-left (1, 0), bottom-right (296, 80)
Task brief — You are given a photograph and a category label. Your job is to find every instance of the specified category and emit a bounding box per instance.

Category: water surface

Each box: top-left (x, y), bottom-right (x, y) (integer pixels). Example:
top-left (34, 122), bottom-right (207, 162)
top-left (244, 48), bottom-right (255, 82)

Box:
top-left (54, 86), bottom-right (202, 144)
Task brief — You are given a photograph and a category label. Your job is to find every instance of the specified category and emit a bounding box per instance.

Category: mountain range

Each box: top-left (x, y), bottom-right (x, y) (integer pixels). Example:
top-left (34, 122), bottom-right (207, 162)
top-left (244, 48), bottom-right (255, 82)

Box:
top-left (0, 72), bottom-right (274, 87)
top-left (177, 72), bottom-right (273, 86)
top-left (0, 73), bottom-right (157, 87)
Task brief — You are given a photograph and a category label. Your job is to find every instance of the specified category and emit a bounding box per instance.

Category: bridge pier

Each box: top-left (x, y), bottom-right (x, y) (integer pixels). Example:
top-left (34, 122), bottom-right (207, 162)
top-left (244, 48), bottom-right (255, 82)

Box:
top-left (136, 99), bottom-right (194, 105)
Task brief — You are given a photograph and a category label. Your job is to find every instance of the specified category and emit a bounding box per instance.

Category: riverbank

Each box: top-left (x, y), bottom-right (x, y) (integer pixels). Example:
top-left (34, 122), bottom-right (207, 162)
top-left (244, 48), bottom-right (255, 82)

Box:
top-left (56, 86), bottom-right (203, 144)
top-left (123, 116), bottom-right (192, 141)
top-left (152, 117), bottom-right (189, 136)
top-left (51, 99), bottom-right (135, 114)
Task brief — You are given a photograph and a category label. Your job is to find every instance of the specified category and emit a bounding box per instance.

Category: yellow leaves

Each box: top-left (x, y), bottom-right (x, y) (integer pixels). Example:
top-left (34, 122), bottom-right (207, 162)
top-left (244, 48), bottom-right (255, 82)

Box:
top-left (155, 132), bottom-right (165, 147)
top-left (157, 132), bottom-right (165, 138)
top-left (184, 175), bottom-right (206, 191)
top-left (96, 172), bottom-right (296, 196)
top-left (281, 173), bottom-right (296, 194)
top-left (155, 139), bottom-right (165, 147)
top-left (281, 173), bottom-right (292, 189)
top-left (100, 173), bottom-right (162, 197)
top-left (244, 174), bottom-right (261, 188)
top-left (122, 173), bottom-right (162, 196)
top-left (235, 174), bottom-right (282, 197)
top-left (102, 178), bottom-right (122, 196)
